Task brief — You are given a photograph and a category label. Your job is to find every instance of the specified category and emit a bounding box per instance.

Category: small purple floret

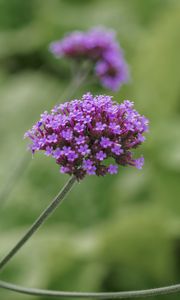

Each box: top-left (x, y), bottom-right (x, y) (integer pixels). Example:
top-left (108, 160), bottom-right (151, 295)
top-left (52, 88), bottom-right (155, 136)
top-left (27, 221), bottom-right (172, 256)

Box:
top-left (25, 93), bottom-right (149, 180)
top-left (67, 151), bottom-right (78, 162)
top-left (75, 136), bottom-right (86, 145)
top-left (53, 148), bottom-right (63, 159)
top-left (60, 166), bottom-right (70, 174)
top-left (100, 137), bottom-right (112, 148)
top-left (78, 144), bottom-right (90, 156)
top-left (112, 144), bottom-right (123, 155)
top-left (61, 129), bottom-right (73, 141)
top-left (134, 157), bottom-right (144, 170)
top-left (108, 164), bottom-right (118, 174)
top-left (45, 146), bottom-right (53, 156)
top-left (96, 151), bottom-right (106, 161)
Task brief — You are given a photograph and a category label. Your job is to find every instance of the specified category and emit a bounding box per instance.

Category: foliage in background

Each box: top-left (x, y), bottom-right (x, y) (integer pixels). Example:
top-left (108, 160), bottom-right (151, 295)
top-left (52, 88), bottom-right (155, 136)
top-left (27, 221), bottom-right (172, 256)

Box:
top-left (0, 0), bottom-right (180, 299)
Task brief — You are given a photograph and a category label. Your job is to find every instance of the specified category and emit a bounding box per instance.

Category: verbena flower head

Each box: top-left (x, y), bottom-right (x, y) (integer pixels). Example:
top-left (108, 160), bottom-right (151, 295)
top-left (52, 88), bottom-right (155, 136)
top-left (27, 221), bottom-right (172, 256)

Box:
top-left (25, 93), bottom-right (149, 180)
top-left (50, 27), bottom-right (129, 91)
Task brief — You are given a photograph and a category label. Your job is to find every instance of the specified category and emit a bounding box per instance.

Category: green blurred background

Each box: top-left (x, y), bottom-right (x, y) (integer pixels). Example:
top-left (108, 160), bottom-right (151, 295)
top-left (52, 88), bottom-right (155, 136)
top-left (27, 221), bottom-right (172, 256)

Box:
top-left (0, 0), bottom-right (180, 299)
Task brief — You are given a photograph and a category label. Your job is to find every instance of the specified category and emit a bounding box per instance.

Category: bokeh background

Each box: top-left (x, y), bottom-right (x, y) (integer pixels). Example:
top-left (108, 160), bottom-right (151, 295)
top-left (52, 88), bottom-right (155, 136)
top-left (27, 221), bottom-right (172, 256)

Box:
top-left (0, 0), bottom-right (180, 299)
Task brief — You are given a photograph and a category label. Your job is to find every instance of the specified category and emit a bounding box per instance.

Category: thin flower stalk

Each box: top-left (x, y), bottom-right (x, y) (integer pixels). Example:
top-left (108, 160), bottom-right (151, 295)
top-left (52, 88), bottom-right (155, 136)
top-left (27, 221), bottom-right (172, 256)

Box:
top-left (1, 277), bottom-right (180, 298)
top-left (0, 175), bottom-right (76, 271)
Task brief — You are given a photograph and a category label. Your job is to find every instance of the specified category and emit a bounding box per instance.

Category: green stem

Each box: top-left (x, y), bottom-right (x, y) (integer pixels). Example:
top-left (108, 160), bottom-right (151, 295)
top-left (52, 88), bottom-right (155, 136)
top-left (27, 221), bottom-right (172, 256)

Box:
top-left (0, 176), bottom-right (76, 271)
top-left (59, 64), bottom-right (91, 102)
top-left (1, 280), bottom-right (180, 298)
top-left (0, 152), bottom-right (30, 207)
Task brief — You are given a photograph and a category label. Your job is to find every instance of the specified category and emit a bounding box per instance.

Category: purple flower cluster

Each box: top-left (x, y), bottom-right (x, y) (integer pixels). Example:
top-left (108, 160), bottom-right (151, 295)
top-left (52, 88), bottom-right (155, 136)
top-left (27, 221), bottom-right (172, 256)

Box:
top-left (25, 93), bottom-right (148, 180)
top-left (50, 27), bottom-right (129, 91)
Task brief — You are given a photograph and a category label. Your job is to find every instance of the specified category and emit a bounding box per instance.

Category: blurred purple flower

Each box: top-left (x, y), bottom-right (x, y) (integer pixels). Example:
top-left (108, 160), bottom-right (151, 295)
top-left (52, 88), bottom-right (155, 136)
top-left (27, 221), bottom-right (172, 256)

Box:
top-left (50, 27), bottom-right (129, 91)
top-left (25, 93), bottom-right (148, 180)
